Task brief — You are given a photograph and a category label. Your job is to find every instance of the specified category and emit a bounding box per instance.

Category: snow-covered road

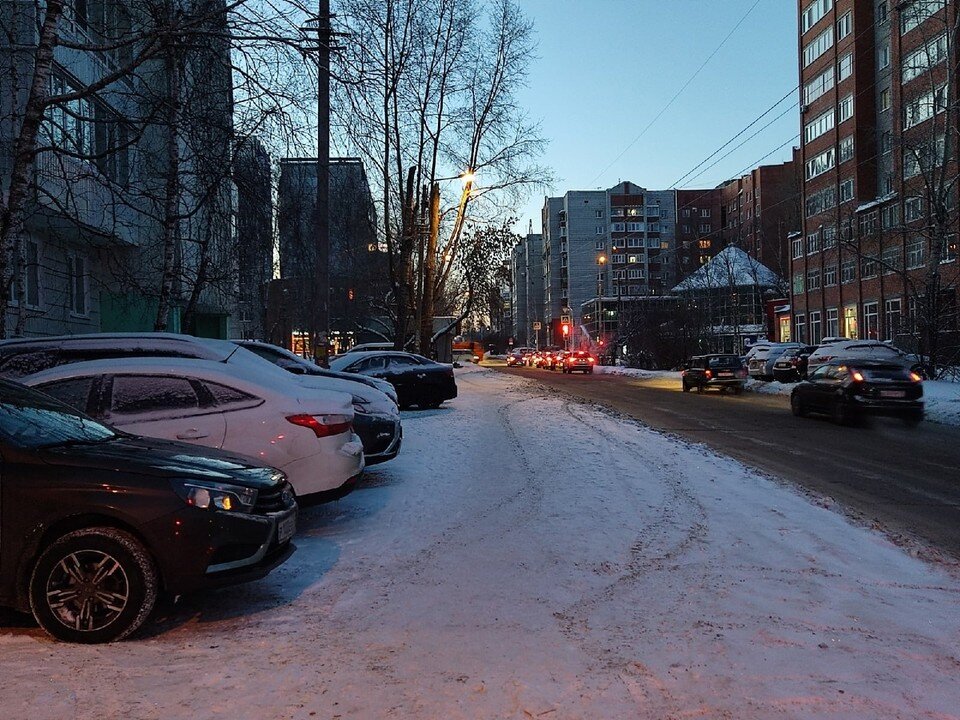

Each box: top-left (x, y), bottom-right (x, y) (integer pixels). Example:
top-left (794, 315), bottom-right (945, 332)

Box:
top-left (1, 365), bottom-right (959, 719)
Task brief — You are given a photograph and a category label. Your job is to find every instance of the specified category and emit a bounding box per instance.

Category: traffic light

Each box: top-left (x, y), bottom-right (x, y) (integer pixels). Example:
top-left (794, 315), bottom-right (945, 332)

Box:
top-left (561, 323), bottom-right (570, 336)
top-left (347, 288), bottom-right (355, 301)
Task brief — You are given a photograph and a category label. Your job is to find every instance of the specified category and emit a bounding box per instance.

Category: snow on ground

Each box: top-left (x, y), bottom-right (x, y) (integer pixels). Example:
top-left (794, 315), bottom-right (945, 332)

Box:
top-left (745, 376), bottom-right (960, 427)
top-left (1, 364), bottom-right (959, 719)
top-left (593, 365), bottom-right (680, 381)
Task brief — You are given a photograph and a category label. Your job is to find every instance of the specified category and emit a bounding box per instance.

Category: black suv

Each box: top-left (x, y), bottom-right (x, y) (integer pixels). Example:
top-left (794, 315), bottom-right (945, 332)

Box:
top-left (790, 360), bottom-right (924, 426)
top-left (0, 380), bottom-right (296, 643)
top-left (682, 354), bottom-right (747, 394)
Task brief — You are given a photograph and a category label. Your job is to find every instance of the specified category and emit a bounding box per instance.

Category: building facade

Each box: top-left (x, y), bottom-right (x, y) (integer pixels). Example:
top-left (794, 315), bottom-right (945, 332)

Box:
top-left (510, 232), bottom-right (544, 347)
top-left (791, 0), bottom-right (958, 354)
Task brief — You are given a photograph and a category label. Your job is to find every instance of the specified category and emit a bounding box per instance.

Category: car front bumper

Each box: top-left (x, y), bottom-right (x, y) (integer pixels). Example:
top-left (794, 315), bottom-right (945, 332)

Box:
top-left (355, 412), bottom-right (402, 464)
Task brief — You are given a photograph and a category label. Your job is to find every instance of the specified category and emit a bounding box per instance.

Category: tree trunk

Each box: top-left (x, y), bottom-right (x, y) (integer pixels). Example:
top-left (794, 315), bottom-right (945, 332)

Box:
top-left (419, 182), bottom-right (440, 355)
top-left (155, 25), bottom-right (182, 332)
top-left (0, 1), bottom-right (65, 337)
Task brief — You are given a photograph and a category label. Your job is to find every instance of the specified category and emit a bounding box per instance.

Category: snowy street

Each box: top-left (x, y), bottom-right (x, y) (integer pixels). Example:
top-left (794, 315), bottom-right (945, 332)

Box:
top-left (2, 364), bottom-right (960, 719)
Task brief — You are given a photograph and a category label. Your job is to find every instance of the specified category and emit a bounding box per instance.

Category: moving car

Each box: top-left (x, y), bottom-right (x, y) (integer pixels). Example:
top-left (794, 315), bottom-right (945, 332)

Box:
top-left (790, 360), bottom-right (924, 426)
top-left (562, 350), bottom-right (596, 374)
top-left (681, 354), bottom-right (747, 393)
top-left (22, 358), bottom-right (365, 499)
top-left (0, 379), bottom-right (296, 643)
top-left (506, 352), bottom-right (525, 367)
top-left (771, 345), bottom-right (817, 383)
top-left (0, 334), bottom-right (400, 466)
top-left (329, 351), bottom-right (458, 410)
top-left (549, 350), bottom-right (571, 370)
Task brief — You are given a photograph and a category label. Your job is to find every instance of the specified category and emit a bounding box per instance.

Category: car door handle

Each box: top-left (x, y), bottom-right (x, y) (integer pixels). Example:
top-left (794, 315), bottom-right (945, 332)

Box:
top-left (176, 429), bottom-right (209, 440)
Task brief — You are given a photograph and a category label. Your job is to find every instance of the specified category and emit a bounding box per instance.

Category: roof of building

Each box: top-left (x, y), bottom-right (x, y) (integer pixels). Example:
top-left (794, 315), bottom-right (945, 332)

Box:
top-left (672, 246), bottom-right (781, 292)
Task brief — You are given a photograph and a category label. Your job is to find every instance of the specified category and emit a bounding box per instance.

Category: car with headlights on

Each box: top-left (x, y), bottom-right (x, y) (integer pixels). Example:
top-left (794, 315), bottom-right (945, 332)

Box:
top-left (21, 358), bottom-right (364, 500)
top-left (0, 379), bottom-right (296, 643)
top-left (790, 360), bottom-right (924, 426)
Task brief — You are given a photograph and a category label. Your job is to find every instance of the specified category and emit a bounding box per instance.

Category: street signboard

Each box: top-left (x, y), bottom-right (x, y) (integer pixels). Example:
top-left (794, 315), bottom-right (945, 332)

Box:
top-left (560, 315), bottom-right (572, 324)
top-left (532, 321), bottom-right (542, 330)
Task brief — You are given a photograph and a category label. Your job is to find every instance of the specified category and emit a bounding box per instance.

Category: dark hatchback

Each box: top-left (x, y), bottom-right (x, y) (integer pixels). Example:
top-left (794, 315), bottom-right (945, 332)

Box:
top-left (0, 380), bottom-right (296, 643)
top-left (682, 354), bottom-right (747, 393)
top-left (772, 345), bottom-right (817, 383)
top-left (329, 351), bottom-right (458, 410)
top-left (790, 360), bottom-right (924, 426)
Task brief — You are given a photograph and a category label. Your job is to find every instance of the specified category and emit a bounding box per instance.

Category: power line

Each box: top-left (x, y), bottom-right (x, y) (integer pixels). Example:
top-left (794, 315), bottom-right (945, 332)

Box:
top-left (589, 0), bottom-right (764, 186)
top-left (670, 85), bottom-right (799, 189)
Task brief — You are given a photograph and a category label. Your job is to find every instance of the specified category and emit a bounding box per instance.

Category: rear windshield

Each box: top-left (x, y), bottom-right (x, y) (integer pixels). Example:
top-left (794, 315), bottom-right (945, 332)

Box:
top-left (860, 367), bottom-right (912, 381)
top-left (708, 356), bottom-right (741, 368)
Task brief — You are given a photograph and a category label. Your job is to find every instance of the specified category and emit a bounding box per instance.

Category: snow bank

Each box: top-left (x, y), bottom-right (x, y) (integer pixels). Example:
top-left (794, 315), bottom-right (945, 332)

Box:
top-left (592, 365), bottom-right (681, 381)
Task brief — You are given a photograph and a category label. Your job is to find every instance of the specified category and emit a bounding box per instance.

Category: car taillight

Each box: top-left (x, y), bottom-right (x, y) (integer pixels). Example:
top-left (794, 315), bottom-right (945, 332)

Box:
top-left (286, 414), bottom-right (352, 438)
top-left (910, 372), bottom-right (923, 383)
top-left (851, 371), bottom-right (864, 382)
top-left (588, 357), bottom-right (595, 363)
top-left (705, 369), bottom-right (713, 379)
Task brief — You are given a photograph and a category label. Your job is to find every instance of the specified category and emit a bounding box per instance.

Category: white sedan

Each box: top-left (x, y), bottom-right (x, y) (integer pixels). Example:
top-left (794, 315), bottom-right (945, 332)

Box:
top-left (22, 357), bottom-right (365, 499)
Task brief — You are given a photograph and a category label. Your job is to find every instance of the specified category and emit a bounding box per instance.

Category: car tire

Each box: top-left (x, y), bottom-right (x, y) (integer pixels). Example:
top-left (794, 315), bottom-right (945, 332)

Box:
top-left (831, 399), bottom-right (849, 426)
top-left (790, 393), bottom-right (807, 417)
top-left (29, 527), bottom-right (158, 644)
top-left (682, 381), bottom-right (690, 393)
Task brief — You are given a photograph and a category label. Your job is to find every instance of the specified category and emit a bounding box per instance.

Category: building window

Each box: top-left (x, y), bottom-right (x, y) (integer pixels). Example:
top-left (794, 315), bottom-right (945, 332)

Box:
top-left (807, 232), bottom-right (821, 255)
top-left (843, 304), bottom-right (859, 339)
top-left (904, 84), bottom-right (947, 129)
top-left (902, 33), bottom-right (948, 83)
top-left (839, 179), bottom-right (854, 203)
top-left (879, 42), bottom-right (891, 70)
top-left (792, 236), bottom-right (804, 259)
top-left (596, 226), bottom-right (604, 235)
top-left (825, 264), bottom-right (838, 286)
top-left (861, 256), bottom-right (878, 278)
top-left (881, 204), bottom-right (900, 229)
top-left (646, 205), bottom-right (661, 217)
top-left (826, 308), bottom-right (839, 337)
top-left (795, 314), bottom-right (807, 343)
top-left (24, 240), bottom-right (41, 309)
top-left (682, 208), bottom-right (691, 218)
top-left (838, 136), bottom-right (854, 163)
top-left (859, 210), bottom-right (879, 237)
top-left (698, 223), bottom-right (711, 234)
top-left (941, 235), bottom-right (957, 263)
top-left (804, 66), bottom-right (836, 105)
top-left (803, 26), bottom-right (835, 67)
top-left (627, 237), bottom-right (642, 248)
top-left (841, 259), bottom-right (856, 283)
top-left (627, 269), bottom-right (643, 280)
top-left (906, 238), bottom-right (926, 268)
top-left (625, 207), bottom-right (642, 217)
top-left (879, 87), bottom-right (891, 112)
top-left (900, 0), bottom-right (947, 36)
top-left (807, 269), bottom-right (822, 290)
top-left (804, 108), bottom-right (836, 144)
top-left (595, 209), bottom-right (604, 218)
top-left (700, 208), bottom-right (710, 218)
top-left (68, 254), bottom-right (88, 316)
top-left (837, 52), bottom-right (854, 81)
top-left (802, 0), bottom-right (834, 34)
top-left (836, 12), bottom-right (852, 40)
top-left (882, 245), bottom-right (901, 274)
top-left (595, 240), bottom-right (605, 250)
top-left (823, 226), bottom-right (837, 249)
top-left (885, 298), bottom-right (902, 339)
top-left (863, 302), bottom-right (880, 339)
top-left (905, 197), bottom-right (925, 222)
top-left (793, 273), bottom-right (805, 294)
top-left (837, 94), bottom-right (854, 123)
top-left (806, 185), bottom-right (836, 218)
top-left (612, 254), bottom-right (626, 265)
top-left (877, 1), bottom-right (888, 24)
top-left (809, 310), bottom-right (823, 344)
top-left (806, 147), bottom-right (836, 180)
top-left (698, 239), bottom-right (711, 249)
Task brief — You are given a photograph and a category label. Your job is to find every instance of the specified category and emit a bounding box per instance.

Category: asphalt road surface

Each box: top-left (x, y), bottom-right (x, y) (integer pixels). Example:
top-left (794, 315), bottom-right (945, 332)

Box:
top-left (499, 365), bottom-right (960, 558)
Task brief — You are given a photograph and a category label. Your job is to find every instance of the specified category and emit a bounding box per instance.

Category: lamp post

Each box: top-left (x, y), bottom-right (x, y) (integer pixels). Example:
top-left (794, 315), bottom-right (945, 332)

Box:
top-left (597, 254), bottom-right (606, 353)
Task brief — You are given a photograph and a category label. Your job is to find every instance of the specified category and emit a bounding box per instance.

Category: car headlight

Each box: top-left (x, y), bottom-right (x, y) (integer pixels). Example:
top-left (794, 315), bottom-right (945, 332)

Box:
top-left (171, 479), bottom-right (257, 513)
top-left (352, 395), bottom-right (371, 414)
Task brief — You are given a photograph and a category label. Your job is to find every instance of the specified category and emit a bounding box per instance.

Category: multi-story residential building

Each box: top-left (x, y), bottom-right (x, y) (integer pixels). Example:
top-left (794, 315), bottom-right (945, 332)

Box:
top-left (1, 0), bottom-right (237, 337)
top-left (542, 182), bottom-right (678, 348)
top-left (510, 231), bottom-right (544, 347)
top-left (792, 0), bottom-right (958, 352)
top-left (277, 157), bottom-right (384, 352)
top-left (676, 188), bottom-right (724, 272)
top-left (234, 138), bottom-right (274, 340)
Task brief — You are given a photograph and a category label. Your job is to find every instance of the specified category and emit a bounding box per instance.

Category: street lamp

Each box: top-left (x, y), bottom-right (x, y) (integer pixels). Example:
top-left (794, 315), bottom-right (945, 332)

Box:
top-left (597, 254), bottom-right (607, 356)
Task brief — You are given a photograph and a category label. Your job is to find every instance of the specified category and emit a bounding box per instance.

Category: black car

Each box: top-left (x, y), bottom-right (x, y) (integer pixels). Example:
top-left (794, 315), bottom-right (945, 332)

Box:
top-left (0, 380), bottom-right (296, 643)
top-left (772, 345), bottom-right (817, 383)
top-left (790, 360), bottom-right (924, 426)
top-left (681, 354), bottom-right (747, 393)
top-left (562, 350), bottom-right (596, 374)
top-left (329, 351), bottom-right (458, 410)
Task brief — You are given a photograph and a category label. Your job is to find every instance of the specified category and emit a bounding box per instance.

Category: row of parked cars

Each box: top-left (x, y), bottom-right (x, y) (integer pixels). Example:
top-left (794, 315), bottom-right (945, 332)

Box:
top-left (681, 338), bottom-right (926, 427)
top-left (0, 333), bottom-right (457, 643)
top-left (505, 348), bottom-right (598, 374)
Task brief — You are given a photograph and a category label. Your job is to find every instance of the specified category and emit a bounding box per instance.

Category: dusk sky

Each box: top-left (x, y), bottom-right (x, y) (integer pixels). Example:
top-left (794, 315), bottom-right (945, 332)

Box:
top-left (512, 0), bottom-right (801, 233)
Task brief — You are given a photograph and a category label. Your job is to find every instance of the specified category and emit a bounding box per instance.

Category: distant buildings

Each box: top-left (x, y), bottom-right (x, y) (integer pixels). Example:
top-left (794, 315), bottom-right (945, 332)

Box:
top-left (234, 138), bottom-right (274, 340)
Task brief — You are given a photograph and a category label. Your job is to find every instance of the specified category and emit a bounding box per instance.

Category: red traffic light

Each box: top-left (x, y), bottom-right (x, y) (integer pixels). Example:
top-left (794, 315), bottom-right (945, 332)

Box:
top-left (561, 323), bottom-right (570, 336)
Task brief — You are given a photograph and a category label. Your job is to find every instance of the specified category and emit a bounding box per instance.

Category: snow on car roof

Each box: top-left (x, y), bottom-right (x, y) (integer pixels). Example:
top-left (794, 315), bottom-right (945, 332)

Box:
top-left (0, 332), bottom-right (237, 360)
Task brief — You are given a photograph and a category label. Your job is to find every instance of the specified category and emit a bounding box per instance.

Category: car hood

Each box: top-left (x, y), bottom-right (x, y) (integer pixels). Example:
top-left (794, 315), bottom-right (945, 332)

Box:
top-left (40, 435), bottom-right (284, 489)
top-left (293, 375), bottom-right (398, 416)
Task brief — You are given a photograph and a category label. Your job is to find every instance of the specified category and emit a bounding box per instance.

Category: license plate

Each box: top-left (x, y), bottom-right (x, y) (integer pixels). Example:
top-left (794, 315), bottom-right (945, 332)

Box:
top-left (277, 514), bottom-right (296, 543)
top-left (880, 390), bottom-right (906, 398)
top-left (718, 372), bottom-right (733, 377)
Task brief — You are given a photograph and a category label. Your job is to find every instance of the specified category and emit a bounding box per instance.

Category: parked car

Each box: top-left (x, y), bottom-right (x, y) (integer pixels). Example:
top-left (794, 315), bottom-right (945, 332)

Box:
top-left (805, 340), bottom-right (911, 376)
top-left (562, 350), bottom-right (596, 374)
top-left (790, 360), bottom-right (924, 426)
top-left (681, 354), bottom-right (747, 393)
top-left (0, 379), bottom-right (296, 643)
top-left (0, 333), bottom-right (399, 466)
top-left (747, 342), bottom-right (802, 380)
top-left (234, 340), bottom-right (398, 403)
top-left (771, 345), bottom-right (817, 383)
top-left (329, 351), bottom-right (458, 410)
top-left (21, 358), bottom-right (364, 499)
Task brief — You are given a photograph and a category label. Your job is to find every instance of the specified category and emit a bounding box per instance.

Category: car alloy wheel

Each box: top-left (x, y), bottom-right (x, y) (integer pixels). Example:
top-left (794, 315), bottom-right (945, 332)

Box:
top-left (30, 527), bottom-right (158, 643)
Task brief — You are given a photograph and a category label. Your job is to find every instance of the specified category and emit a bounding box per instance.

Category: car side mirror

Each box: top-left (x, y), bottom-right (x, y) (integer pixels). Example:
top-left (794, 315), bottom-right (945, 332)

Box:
top-left (452, 361), bottom-right (462, 369)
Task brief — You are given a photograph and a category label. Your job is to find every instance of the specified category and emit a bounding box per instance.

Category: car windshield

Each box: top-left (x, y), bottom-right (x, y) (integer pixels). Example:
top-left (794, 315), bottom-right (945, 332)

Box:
top-left (0, 383), bottom-right (118, 449)
top-left (708, 356), bottom-right (741, 368)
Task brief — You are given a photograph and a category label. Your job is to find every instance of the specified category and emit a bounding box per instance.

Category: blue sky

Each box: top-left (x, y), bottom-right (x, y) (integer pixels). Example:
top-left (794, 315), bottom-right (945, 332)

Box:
top-left (512, 0), bottom-right (800, 232)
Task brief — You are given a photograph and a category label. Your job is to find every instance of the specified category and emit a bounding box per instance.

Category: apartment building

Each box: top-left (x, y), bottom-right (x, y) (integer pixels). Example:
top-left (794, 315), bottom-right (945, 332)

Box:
top-left (791, 0), bottom-right (958, 351)
top-left (510, 232), bottom-right (544, 347)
